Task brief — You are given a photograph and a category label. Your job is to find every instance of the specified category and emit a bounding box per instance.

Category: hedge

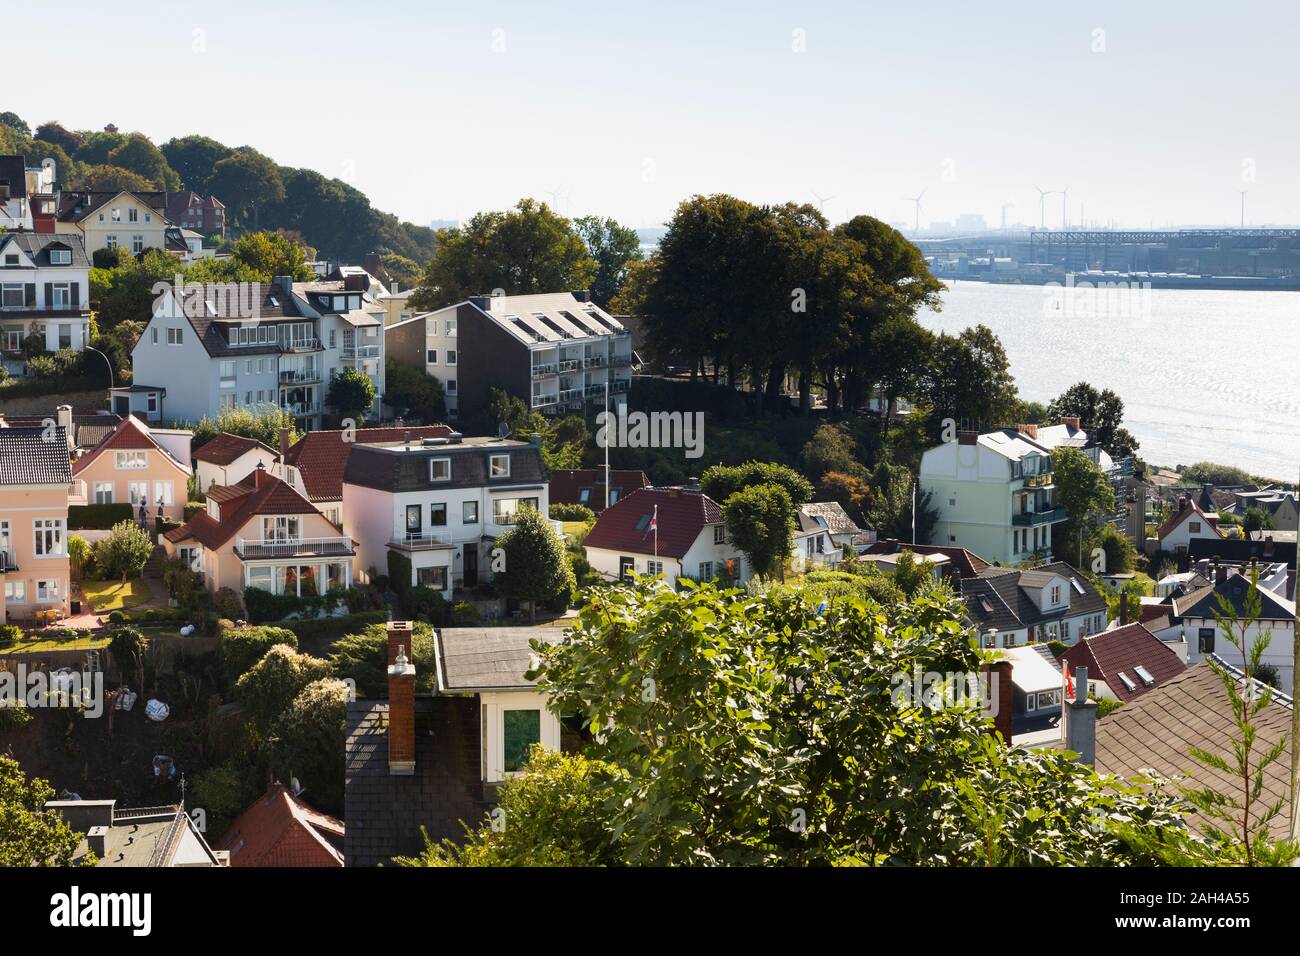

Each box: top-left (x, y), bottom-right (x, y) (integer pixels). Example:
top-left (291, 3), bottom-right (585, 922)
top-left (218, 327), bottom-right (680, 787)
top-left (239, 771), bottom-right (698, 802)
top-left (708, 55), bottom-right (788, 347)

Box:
top-left (282, 610), bottom-right (390, 643)
top-left (68, 503), bottom-right (135, 530)
top-left (242, 585), bottom-right (379, 624)
top-left (218, 621), bottom-right (298, 688)
top-left (549, 502), bottom-right (596, 522)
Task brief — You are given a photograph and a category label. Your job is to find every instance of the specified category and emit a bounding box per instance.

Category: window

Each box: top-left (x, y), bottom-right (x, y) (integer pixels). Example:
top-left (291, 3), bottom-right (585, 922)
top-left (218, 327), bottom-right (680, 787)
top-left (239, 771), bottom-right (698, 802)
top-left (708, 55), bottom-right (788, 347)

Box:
top-left (1, 283), bottom-right (24, 308)
top-left (446, 379), bottom-right (456, 394)
top-left (151, 327), bottom-right (159, 344)
top-left (426, 350), bottom-right (437, 364)
top-left (34, 518), bottom-right (65, 557)
top-left (1050, 585), bottom-right (1061, 604)
top-left (111, 208), bottom-right (122, 222)
top-left (93, 481), bottom-right (114, 504)
top-left (446, 349), bottom-right (457, 366)
top-left (37, 580), bottom-right (60, 603)
top-left (153, 481), bottom-right (174, 506)
top-left (49, 248), bottom-right (70, 266)
top-left (167, 327), bottom-right (183, 345)
top-left (406, 504), bottom-right (422, 535)
top-left (4, 581), bottom-right (25, 602)
top-left (58, 324), bottom-right (72, 349)
top-left (132, 236), bottom-right (144, 254)
top-left (1198, 628), bottom-right (1215, 654)
top-left (0, 519), bottom-right (8, 553)
top-left (462, 501), bottom-right (479, 524)
top-left (3, 254), bottom-right (16, 266)
top-left (417, 566), bottom-right (448, 590)
top-left (128, 208), bottom-right (138, 223)
top-left (429, 457), bottom-right (451, 481)
top-left (489, 454), bottom-right (510, 478)
top-left (1189, 521), bottom-right (1201, 534)
top-left (698, 561), bottom-right (713, 580)
top-left (248, 566), bottom-right (273, 591)
top-left (493, 497), bottom-right (538, 525)
top-left (445, 318), bottom-right (457, 336)
top-left (647, 560), bottom-right (664, 576)
top-left (262, 515), bottom-right (300, 541)
top-left (220, 361), bottom-right (236, 387)
top-left (52, 284), bottom-right (71, 309)
top-left (114, 450), bottom-right (147, 469)
top-left (502, 709), bottom-right (541, 773)
top-left (128, 481), bottom-right (149, 507)
top-left (430, 503), bottom-right (447, 526)
top-left (106, 235), bottom-right (118, 249)
top-left (1036, 690), bottom-right (1060, 709)
top-left (714, 525), bottom-right (726, 544)
top-left (608, 488), bottom-right (620, 504)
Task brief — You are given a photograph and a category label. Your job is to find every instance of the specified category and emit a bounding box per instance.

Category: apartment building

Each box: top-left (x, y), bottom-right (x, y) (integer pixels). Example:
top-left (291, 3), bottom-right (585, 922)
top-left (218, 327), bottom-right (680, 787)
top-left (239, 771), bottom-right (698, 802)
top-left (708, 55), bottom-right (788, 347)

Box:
top-left (161, 469), bottom-right (353, 598)
top-left (0, 155), bottom-right (58, 233)
top-left (165, 191), bottom-right (226, 239)
top-left (919, 418), bottom-right (1101, 564)
top-left (0, 427), bottom-right (73, 624)
top-left (0, 232), bottom-right (92, 376)
top-left (385, 291), bottom-right (634, 425)
top-left (130, 273), bottom-right (386, 431)
top-left (341, 434), bottom-right (550, 601)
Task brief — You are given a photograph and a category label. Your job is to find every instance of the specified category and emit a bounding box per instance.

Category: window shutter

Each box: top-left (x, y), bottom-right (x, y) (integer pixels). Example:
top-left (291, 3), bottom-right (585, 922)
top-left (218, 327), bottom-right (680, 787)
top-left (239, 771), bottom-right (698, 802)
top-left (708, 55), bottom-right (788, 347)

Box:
top-left (70, 283), bottom-right (80, 309)
top-left (24, 283), bottom-right (36, 307)
top-left (44, 283), bottom-right (53, 308)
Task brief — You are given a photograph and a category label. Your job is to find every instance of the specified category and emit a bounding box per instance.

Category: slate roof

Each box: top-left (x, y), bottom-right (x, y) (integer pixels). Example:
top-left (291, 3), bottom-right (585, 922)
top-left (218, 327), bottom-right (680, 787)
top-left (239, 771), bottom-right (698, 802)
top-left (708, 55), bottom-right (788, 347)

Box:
top-left (798, 501), bottom-right (862, 536)
top-left (548, 468), bottom-right (649, 512)
top-left (344, 697), bottom-right (485, 867)
top-left (50, 802), bottom-right (220, 867)
top-left (163, 471), bottom-right (321, 550)
top-left (342, 437), bottom-right (546, 496)
top-left (215, 783), bottom-right (344, 867)
top-left (1095, 660), bottom-right (1293, 839)
top-left (193, 432), bottom-right (275, 466)
top-left (0, 231), bottom-right (90, 268)
top-left (1189, 535), bottom-right (1297, 567)
top-left (58, 189), bottom-right (169, 222)
top-left (961, 562), bottom-right (1108, 633)
top-left (71, 415), bottom-right (189, 476)
top-left (1175, 571), bottom-right (1295, 622)
top-left (1156, 500), bottom-right (1222, 542)
top-left (1, 411), bottom-right (120, 450)
top-left (0, 426), bottom-right (71, 485)
top-left (434, 627), bottom-right (563, 692)
top-left (858, 540), bottom-right (992, 579)
top-left (582, 486), bottom-right (723, 559)
top-left (286, 425), bottom-right (452, 501)
top-left (0, 155), bottom-right (27, 198)
top-left (1061, 623), bottom-right (1186, 703)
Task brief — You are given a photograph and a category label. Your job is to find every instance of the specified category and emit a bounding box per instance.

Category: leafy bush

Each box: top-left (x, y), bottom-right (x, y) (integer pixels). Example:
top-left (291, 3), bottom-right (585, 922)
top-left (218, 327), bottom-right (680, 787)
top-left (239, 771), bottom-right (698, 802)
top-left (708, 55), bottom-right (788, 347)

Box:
top-left (235, 644), bottom-right (334, 733)
top-left (0, 623), bottom-right (23, 647)
top-left (212, 587), bottom-right (243, 620)
top-left (270, 678), bottom-right (350, 814)
top-left (329, 621), bottom-right (437, 697)
top-left (451, 602), bottom-right (481, 626)
top-left (549, 502), bottom-right (596, 523)
top-left (67, 503), bottom-right (135, 530)
top-left (183, 501), bottom-right (206, 521)
top-left (91, 520), bottom-right (153, 580)
top-left (107, 611), bottom-right (127, 625)
top-left (401, 585), bottom-right (444, 622)
top-left (0, 702), bottom-right (33, 730)
top-left (283, 610), bottom-right (389, 644)
top-left (219, 623), bottom-right (298, 689)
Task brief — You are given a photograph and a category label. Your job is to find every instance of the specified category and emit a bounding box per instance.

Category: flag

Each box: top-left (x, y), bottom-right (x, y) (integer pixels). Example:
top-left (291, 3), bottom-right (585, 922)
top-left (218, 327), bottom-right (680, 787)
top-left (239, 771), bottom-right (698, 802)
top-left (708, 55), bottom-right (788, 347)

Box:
top-left (1063, 660), bottom-right (1074, 700)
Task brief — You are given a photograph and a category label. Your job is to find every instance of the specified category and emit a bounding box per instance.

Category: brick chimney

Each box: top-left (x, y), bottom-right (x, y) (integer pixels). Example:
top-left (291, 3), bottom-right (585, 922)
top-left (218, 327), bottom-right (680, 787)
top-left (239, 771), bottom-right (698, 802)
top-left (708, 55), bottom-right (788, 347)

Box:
top-left (1119, 588), bottom-right (1129, 626)
top-left (363, 252), bottom-right (382, 277)
top-left (957, 429), bottom-right (979, 446)
top-left (1063, 665), bottom-right (1097, 766)
top-left (1059, 415), bottom-right (1081, 431)
top-left (1017, 423), bottom-right (1039, 440)
top-left (983, 658), bottom-right (1014, 745)
top-left (343, 273), bottom-right (368, 292)
top-left (279, 426), bottom-right (289, 462)
top-left (387, 621), bottom-right (416, 776)
top-left (1214, 562), bottom-right (1227, 584)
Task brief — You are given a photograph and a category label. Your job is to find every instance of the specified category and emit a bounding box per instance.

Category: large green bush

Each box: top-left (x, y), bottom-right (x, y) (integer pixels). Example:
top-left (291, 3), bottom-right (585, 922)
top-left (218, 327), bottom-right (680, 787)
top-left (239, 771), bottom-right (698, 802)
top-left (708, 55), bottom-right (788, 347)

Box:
top-left (67, 503), bottom-right (135, 530)
top-left (219, 622), bottom-right (298, 689)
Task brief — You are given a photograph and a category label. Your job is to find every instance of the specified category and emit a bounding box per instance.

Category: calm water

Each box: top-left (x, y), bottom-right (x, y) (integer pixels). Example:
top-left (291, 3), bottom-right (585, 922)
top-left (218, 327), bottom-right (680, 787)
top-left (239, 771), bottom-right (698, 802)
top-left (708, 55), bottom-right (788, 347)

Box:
top-left (920, 281), bottom-right (1300, 481)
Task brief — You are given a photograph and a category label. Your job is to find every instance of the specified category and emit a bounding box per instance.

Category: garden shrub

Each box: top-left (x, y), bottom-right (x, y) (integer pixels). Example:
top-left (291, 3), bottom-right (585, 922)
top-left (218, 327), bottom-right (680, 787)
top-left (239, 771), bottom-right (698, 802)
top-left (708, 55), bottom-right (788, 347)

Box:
top-left (549, 502), bottom-right (596, 523)
top-left (67, 503), bottom-right (135, 530)
top-left (219, 622), bottom-right (298, 688)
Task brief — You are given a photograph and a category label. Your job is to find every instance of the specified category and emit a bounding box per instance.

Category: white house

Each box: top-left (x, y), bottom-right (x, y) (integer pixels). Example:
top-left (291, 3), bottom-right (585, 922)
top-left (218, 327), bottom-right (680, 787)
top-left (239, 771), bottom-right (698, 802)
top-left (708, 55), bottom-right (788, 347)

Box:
top-left (341, 434), bottom-right (551, 601)
top-left (1155, 497), bottom-right (1223, 554)
top-left (193, 433), bottom-right (279, 492)
top-left (582, 485), bottom-right (749, 587)
top-left (0, 232), bottom-right (92, 376)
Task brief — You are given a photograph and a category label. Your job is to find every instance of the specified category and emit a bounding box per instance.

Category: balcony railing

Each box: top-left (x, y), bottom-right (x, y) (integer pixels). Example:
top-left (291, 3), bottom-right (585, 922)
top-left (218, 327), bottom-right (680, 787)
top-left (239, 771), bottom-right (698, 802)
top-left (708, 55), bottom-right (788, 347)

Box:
top-left (1011, 507), bottom-right (1068, 527)
top-left (531, 364), bottom-right (557, 379)
top-left (1023, 473), bottom-right (1054, 489)
top-left (389, 532), bottom-right (455, 551)
top-left (609, 354), bottom-right (633, 367)
top-left (559, 387), bottom-right (582, 402)
top-left (557, 358), bottom-right (580, 373)
top-left (279, 368), bottom-right (321, 384)
top-left (281, 401), bottom-right (320, 417)
top-left (583, 383), bottom-right (606, 397)
top-left (234, 536), bottom-right (354, 559)
top-left (341, 344), bottom-right (380, 360)
top-left (531, 393), bottom-right (558, 408)
top-left (583, 355), bottom-right (606, 368)
top-left (280, 337), bottom-right (321, 352)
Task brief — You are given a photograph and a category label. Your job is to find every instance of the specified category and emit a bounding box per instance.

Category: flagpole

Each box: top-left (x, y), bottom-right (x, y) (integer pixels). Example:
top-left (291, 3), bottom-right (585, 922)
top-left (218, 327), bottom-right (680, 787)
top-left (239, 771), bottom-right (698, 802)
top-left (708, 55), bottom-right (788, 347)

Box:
top-left (654, 504), bottom-right (658, 561)
top-left (604, 379), bottom-right (610, 512)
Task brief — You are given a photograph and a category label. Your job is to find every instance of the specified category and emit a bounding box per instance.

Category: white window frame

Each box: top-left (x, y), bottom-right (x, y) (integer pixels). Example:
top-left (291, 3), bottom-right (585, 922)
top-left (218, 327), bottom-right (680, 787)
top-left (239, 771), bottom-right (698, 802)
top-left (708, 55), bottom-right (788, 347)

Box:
top-left (37, 580), bottom-right (60, 603)
top-left (33, 518), bottom-right (65, 557)
top-left (93, 481), bottom-right (114, 504)
top-left (429, 457), bottom-right (451, 482)
top-left (489, 454), bottom-right (510, 478)
top-left (115, 450), bottom-right (148, 470)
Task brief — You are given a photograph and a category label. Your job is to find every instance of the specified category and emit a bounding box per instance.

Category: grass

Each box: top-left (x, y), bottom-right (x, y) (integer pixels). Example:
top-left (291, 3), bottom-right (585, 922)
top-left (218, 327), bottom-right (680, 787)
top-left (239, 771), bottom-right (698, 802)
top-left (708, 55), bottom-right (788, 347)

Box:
top-left (561, 521), bottom-right (590, 540)
top-left (1, 633), bottom-right (112, 653)
top-left (81, 577), bottom-right (152, 612)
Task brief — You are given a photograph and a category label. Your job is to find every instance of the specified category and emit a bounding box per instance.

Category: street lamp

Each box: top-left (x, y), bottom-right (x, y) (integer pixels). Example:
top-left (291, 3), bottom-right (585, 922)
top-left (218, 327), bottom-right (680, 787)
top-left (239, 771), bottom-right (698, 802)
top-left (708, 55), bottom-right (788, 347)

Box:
top-left (84, 345), bottom-right (114, 398)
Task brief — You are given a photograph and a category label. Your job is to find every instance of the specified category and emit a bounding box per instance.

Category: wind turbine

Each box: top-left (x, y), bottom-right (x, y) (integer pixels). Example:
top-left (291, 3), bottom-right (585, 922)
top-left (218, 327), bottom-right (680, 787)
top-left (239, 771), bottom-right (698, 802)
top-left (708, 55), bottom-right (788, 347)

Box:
top-left (1000, 201), bottom-right (1015, 230)
top-left (542, 184), bottom-right (568, 214)
top-left (904, 190), bottom-right (926, 233)
top-left (1034, 185), bottom-right (1054, 229)
top-left (811, 189), bottom-right (835, 215)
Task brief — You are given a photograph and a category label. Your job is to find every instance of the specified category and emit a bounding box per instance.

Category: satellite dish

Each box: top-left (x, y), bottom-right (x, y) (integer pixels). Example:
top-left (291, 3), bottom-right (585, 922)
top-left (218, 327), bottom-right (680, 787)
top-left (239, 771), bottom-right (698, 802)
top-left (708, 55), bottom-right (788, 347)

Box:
top-left (497, 421), bottom-right (511, 439)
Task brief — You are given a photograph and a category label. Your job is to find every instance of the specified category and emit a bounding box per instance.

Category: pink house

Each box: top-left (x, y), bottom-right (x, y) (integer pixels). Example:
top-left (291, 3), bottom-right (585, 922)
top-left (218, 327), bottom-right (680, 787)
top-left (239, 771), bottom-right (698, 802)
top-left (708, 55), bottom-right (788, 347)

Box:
top-left (0, 426), bottom-right (73, 624)
top-left (71, 416), bottom-right (192, 522)
top-left (161, 470), bottom-right (354, 600)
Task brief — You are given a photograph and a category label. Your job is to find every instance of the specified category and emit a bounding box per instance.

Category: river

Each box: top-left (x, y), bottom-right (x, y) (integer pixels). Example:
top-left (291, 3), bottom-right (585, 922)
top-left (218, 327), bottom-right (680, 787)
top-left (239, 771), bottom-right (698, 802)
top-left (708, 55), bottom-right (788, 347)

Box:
top-left (919, 280), bottom-right (1300, 481)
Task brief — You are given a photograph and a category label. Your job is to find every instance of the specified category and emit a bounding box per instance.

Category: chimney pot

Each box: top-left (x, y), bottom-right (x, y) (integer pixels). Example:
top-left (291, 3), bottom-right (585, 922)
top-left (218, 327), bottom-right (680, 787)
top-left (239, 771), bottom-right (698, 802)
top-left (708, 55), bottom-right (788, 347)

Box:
top-left (86, 825), bottom-right (109, 860)
top-left (386, 621), bottom-right (417, 776)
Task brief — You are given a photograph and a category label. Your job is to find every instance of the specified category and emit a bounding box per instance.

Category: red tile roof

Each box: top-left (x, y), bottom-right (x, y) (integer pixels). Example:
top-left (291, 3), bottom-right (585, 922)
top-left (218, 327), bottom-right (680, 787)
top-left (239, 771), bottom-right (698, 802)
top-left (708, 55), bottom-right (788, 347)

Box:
top-left (1060, 623), bottom-right (1186, 703)
top-left (582, 486), bottom-right (722, 559)
top-left (859, 540), bottom-right (991, 579)
top-left (164, 471), bottom-right (320, 550)
top-left (215, 783), bottom-right (344, 867)
top-left (549, 468), bottom-right (650, 512)
top-left (284, 425), bottom-right (451, 501)
top-left (1156, 500), bottom-right (1223, 543)
top-left (71, 415), bottom-right (185, 476)
top-left (193, 432), bottom-right (274, 466)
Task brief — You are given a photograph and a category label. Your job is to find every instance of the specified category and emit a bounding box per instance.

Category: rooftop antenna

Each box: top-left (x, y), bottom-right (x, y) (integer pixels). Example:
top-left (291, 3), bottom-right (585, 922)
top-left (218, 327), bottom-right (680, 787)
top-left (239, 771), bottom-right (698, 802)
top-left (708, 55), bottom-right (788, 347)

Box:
top-left (904, 190), bottom-right (926, 233)
top-left (497, 420), bottom-right (511, 440)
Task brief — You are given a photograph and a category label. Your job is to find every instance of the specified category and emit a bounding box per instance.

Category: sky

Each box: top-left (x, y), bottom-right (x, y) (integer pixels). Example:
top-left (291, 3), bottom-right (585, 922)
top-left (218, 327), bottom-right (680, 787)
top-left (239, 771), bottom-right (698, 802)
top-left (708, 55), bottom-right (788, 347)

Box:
top-left (9, 0), bottom-right (1300, 231)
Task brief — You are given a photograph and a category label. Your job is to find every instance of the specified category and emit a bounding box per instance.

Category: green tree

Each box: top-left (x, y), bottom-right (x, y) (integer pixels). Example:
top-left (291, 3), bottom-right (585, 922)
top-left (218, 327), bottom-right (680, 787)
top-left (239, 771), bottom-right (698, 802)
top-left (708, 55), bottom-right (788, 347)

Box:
top-left (160, 134), bottom-right (231, 190)
top-left (798, 422), bottom-right (864, 481)
top-left (93, 521), bottom-right (154, 582)
top-left (527, 579), bottom-right (1191, 865)
top-left (384, 359), bottom-right (446, 423)
top-left (723, 483), bottom-right (796, 580)
top-left (0, 756), bottom-right (92, 866)
top-left (396, 749), bottom-right (625, 866)
top-left (236, 644), bottom-right (334, 734)
top-left (1051, 447), bottom-right (1117, 565)
top-left (107, 133), bottom-right (180, 191)
top-left (208, 148), bottom-right (286, 229)
top-left (35, 121), bottom-right (83, 154)
top-left (493, 508), bottom-right (576, 622)
top-left (0, 112), bottom-right (30, 137)
top-left (924, 324), bottom-right (1019, 431)
top-left (701, 461), bottom-right (813, 508)
top-left (411, 199), bottom-right (595, 310)
top-left (108, 626), bottom-right (148, 691)
top-left (326, 367), bottom-right (377, 423)
top-left (67, 535), bottom-right (90, 582)
top-left (81, 163), bottom-right (155, 193)
top-left (573, 215), bottom-right (642, 308)
top-left (189, 406), bottom-right (300, 449)
top-left (329, 621), bottom-right (438, 697)
top-left (1048, 382), bottom-right (1140, 459)
top-left (1242, 507), bottom-right (1274, 534)
top-left (269, 678), bottom-right (350, 814)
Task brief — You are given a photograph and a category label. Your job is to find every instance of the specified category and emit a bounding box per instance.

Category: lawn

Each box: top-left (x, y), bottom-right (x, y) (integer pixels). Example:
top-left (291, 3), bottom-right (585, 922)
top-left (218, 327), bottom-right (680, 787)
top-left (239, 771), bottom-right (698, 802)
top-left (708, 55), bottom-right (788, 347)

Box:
top-left (1, 633), bottom-right (112, 653)
top-left (81, 577), bottom-right (153, 613)
top-left (562, 521), bottom-right (590, 541)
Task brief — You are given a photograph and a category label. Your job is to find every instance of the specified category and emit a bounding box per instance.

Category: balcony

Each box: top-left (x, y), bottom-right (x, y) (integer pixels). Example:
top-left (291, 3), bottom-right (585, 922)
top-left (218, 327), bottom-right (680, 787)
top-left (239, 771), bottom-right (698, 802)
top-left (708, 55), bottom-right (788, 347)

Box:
top-left (583, 355), bottom-right (606, 368)
top-left (1023, 473), bottom-right (1054, 489)
top-left (389, 532), bottom-right (455, 552)
top-left (279, 368), bottom-right (321, 385)
top-left (557, 358), bottom-right (580, 373)
top-left (280, 401), bottom-right (320, 418)
top-left (609, 354), bottom-right (633, 367)
top-left (559, 387), bottom-right (582, 403)
top-left (280, 337), bottom-right (321, 353)
top-left (610, 379), bottom-right (630, 394)
top-left (341, 344), bottom-right (380, 360)
top-left (530, 393), bottom-right (558, 408)
top-left (531, 364), bottom-right (557, 379)
top-left (1011, 508), bottom-right (1068, 527)
top-left (234, 536), bottom-right (354, 559)
top-left (584, 383), bottom-right (607, 398)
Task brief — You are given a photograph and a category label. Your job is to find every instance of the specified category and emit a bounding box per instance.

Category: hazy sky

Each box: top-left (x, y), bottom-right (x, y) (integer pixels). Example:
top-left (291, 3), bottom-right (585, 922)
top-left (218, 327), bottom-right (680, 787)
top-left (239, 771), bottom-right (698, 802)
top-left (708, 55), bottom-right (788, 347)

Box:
top-left (10, 0), bottom-right (1299, 230)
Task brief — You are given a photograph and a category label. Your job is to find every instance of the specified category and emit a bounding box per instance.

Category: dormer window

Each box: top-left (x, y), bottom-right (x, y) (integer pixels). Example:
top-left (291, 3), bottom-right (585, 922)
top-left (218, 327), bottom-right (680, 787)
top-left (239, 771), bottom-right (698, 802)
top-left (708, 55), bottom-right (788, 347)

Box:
top-left (3, 254), bottom-right (16, 266)
top-left (429, 457), bottom-right (451, 482)
top-left (489, 454), bottom-right (510, 478)
top-left (48, 248), bottom-right (71, 265)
